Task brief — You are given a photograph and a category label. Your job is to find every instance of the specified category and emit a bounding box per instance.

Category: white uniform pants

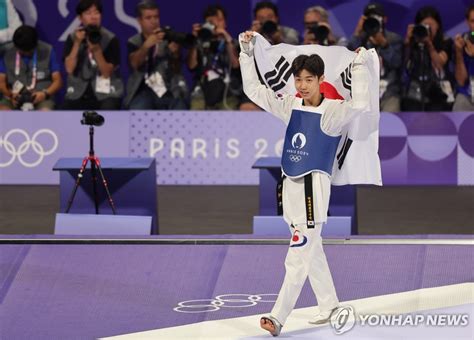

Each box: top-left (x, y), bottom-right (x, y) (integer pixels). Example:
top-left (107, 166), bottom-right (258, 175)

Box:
top-left (271, 222), bottom-right (339, 325)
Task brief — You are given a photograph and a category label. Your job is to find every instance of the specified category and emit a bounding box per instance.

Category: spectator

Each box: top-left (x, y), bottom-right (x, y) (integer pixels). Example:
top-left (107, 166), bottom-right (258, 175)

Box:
top-left (0, 0), bottom-right (22, 56)
top-left (402, 6), bottom-right (454, 111)
top-left (303, 6), bottom-right (346, 46)
top-left (348, 3), bottom-right (402, 112)
top-left (240, 1), bottom-right (300, 110)
top-left (62, 0), bottom-right (123, 110)
top-left (251, 1), bottom-right (299, 45)
top-left (453, 5), bottom-right (474, 111)
top-left (187, 4), bottom-right (240, 110)
top-left (0, 25), bottom-right (62, 110)
top-left (125, 0), bottom-right (188, 110)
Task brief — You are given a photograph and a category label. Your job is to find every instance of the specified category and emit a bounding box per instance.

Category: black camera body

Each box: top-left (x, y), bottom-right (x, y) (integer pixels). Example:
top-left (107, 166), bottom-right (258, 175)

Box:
top-left (161, 26), bottom-right (195, 48)
top-left (363, 15), bottom-right (384, 37)
top-left (308, 24), bottom-right (330, 46)
top-left (85, 25), bottom-right (102, 44)
top-left (413, 24), bottom-right (431, 43)
top-left (16, 88), bottom-right (34, 110)
top-left (464, 31), bottom-right (474, 44)
top-left (198, 22), bottom-right (216, 42)
top-left (81, 111), bottom-right (104, 126)
top-left (261, 20), bottom-right (278, 37)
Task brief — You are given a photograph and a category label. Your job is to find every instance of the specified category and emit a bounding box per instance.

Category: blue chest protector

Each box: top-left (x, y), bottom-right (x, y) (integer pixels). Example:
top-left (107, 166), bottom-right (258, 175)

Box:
top-left (281, 109), bottom-right (341, 178)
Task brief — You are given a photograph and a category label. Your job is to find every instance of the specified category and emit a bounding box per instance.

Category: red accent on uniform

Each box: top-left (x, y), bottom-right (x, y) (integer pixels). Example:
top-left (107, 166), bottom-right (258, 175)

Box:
top-left (320, 82), bottom-right (344, 100)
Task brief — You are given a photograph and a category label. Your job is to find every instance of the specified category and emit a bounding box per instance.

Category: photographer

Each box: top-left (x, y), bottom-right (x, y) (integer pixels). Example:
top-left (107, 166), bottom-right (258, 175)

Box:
top-left (348, 3), bottom-right (402, 112)
top-left (125, 0), bottom-right (188, 110)
top-left (187, 4), bottom-right (240, 110)
top-left (0, 0), bottom-right (22, 56)
top-left (303, 6), bottom-right (346, 46)
top-left (402, 6), bottom-right (454, 111)
top-left (0, 25), bottom-right (62, 110)
top-left (251, 1), bottom-right (299, 45)
top-left (62, 0), bottom-right (123, 110)
top-left (453, 5), bottom-right (474, 111)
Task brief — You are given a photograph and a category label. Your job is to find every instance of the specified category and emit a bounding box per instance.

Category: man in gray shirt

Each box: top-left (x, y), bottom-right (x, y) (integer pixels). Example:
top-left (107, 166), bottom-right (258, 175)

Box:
top-left (348, 2), bottom-right (402, 112)
top-left (250, 1), bottom-right (299, 45)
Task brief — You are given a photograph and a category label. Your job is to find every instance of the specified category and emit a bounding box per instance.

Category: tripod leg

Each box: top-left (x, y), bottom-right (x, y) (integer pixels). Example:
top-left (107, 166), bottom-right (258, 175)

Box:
top-left (95, 158), bottom-right (117, 215)
top-left (90, 158), bottom-right (100, 214)
top-left (65, 157), bottom-right (89, 213)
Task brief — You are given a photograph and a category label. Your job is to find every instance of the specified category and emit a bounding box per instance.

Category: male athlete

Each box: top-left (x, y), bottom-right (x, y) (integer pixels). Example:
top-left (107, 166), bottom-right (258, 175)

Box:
top-left (239, 31), bottom-right (371, 336)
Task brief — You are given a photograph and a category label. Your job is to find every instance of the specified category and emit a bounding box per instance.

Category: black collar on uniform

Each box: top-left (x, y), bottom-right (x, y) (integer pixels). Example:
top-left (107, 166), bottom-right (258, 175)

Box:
top-left (302, 93), bottom-right (325, 107)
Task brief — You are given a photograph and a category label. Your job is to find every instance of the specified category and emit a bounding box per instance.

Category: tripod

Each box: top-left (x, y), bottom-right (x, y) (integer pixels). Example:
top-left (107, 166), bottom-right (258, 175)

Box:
top-left (65, 125), bottom-right (116, 215)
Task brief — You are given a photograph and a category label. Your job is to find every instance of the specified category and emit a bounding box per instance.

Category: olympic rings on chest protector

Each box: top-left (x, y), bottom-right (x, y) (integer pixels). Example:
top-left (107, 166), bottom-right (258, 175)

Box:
top-left (289, 154), bottom-right (302, 162)
top-left (173, 294), bottom-right (279, 313)
top-left (0, 129), bottom-right (58, 168)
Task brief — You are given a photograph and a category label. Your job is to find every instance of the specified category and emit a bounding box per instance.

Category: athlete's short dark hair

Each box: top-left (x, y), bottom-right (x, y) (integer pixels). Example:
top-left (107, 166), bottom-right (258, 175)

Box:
top-left (291, 54), bottom-right (325, 78)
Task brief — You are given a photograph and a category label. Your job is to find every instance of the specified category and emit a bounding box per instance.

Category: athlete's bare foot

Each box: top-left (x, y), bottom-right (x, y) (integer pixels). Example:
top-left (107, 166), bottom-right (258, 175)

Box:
top-left (260, 316), bottom-right (281, 336)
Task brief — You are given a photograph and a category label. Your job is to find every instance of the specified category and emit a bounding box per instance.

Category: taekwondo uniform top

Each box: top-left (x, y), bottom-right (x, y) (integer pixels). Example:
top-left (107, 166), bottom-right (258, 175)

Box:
top-left (239, 48), bottom-right (371, 228)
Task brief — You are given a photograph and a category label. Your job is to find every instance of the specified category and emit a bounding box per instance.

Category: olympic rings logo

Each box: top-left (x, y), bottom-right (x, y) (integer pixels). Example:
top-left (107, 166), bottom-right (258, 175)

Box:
top-left (0, 129), bottom-right (59, 168)
top-left (289, 155), bottom-right (302, 162)
top-left (174, 294), bottom-right (278, 313)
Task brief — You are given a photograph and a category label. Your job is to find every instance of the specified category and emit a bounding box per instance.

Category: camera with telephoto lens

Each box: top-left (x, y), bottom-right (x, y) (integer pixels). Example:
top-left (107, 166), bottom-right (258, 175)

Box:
top-left (308, 24), bottom-right (330, 46)
top-left (464, 31), bottom-right (474, 44)
top-left (16, 88), bottom-right (34, 111)
top-left (197, 22), bottom-right (216, 42)
top-left (412, 24), bottom-right (431, 43)
top-left (261, 20), bottom-right (278, 36)
top-left (363, 15), bottom-right (384, 37)
top-left (85, 25), bottom-right (102, 44)
top-left (81, 111), bottom-right (104, 126)
top-left (160, 26), bottom-right (195, 48)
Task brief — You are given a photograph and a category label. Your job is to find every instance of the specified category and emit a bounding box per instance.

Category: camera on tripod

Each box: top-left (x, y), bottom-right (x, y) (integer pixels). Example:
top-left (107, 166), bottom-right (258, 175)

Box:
top-left (66, 110), bottom-right (116, 215)
top-left (81, 111), bottom-right (104, 126)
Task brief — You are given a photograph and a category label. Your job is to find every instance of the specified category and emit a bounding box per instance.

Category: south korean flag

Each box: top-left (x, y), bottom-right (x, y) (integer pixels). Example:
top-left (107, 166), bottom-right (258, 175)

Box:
top-left (253, 33), bottom-right (382, 186)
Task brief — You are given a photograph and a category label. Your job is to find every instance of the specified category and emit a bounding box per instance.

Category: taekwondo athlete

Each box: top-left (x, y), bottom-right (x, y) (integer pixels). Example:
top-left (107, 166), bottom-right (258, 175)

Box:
top-left (239, 30), bottom-right (373, 337)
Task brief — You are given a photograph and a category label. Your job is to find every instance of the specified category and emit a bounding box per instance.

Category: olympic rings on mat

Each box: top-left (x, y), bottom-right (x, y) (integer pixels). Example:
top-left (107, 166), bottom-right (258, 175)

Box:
top-left (173, 294), bottom-right (278, 313)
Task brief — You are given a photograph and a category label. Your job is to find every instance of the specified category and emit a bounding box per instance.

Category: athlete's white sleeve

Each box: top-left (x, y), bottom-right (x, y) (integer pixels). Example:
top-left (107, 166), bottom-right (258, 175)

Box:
top-left (321, 48), bottom-right (371, 136)
top-left (240, 52), bottom-right (298, 123)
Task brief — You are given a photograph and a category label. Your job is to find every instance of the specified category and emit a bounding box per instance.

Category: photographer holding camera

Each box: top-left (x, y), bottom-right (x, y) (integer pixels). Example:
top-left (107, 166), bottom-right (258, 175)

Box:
top-left (0, 0), bottom-right (22, 56)
top-left (303, 6), bottom-right (346, 46)
top-left (348, 3), bottom-right (402, 112)
top-left (453, 5), bottom-right (474, 111)
top-left (62, 0), bottom-right (123, 110)
top-left (402, 6), bottom-right (454, 111)
top-left (250, 1), bottom-right (299, 45)
top-left (187, 4), bottom-right (240, 110)
top-left (125, 0), bottom-right (188, 110)
top-left (0, 25), bottom-right (62, 110)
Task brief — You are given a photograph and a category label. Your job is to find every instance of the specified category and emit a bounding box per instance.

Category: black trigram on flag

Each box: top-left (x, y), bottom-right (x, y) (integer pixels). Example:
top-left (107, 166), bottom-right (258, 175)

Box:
top-left (337, 133), bottom-right (353, 169)
top-left (340, 63), bottom-right (352, 97)
top-left (263, 56), bottom-right (293, 92)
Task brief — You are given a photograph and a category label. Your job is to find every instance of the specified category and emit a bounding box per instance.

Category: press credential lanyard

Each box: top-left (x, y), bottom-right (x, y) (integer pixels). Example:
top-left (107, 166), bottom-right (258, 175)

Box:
top-left (15, 51), bottom-right (37, 90)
